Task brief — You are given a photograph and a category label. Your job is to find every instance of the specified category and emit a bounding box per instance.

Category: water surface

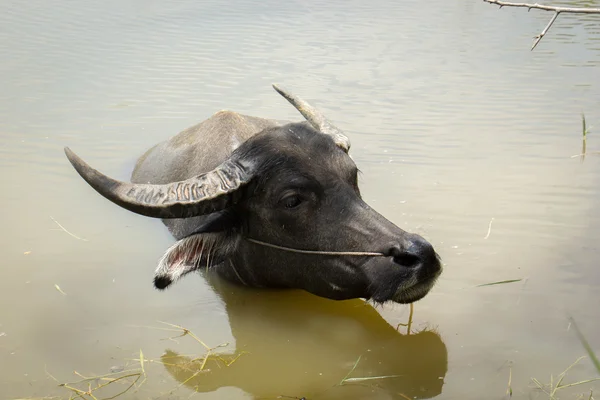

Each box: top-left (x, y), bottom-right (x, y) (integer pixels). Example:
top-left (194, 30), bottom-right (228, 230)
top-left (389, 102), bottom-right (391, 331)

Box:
top-left (1, 0), bottom-right (599, 399)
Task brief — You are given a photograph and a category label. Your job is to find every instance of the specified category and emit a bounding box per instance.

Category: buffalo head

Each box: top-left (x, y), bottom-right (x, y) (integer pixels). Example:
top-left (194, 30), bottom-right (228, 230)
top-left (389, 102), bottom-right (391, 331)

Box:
top-left (64, 84), bottom-right (442, 304)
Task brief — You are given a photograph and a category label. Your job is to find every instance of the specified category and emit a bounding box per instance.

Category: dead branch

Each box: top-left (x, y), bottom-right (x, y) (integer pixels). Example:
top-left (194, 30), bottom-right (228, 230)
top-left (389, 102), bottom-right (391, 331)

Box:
top-left (483, 0), bottom-right (600, 50)
top-left (484, 0), bottom-right (600, 13)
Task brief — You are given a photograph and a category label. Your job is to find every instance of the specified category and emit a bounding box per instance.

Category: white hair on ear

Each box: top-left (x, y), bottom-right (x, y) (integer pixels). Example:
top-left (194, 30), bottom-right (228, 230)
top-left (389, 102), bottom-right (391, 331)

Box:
top-left (153, 232), bottom-right (239, 289)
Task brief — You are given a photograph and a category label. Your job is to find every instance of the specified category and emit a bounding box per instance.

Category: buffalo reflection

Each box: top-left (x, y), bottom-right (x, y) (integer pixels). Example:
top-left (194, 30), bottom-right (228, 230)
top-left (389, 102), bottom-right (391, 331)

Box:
top-left (160, 271), bottom-right (447, 399)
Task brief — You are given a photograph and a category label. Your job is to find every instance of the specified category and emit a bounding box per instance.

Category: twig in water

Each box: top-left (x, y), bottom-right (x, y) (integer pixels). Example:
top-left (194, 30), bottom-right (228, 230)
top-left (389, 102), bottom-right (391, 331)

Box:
top-left (476, 279), bottom-right (523, 287)
top-left (571, 152), bottom-right (600, 158)
top-left (45, 365), bottom-right (60, 383)
top-left (53, 368), bottom-right (142, 400)
top-left (531, 356), bottom-right (600, 398)
top-left (339, 356), bottom-right (362, 386)
top-left (484, 217), bottom-right (494, 239)
top-left (338, 355), bottom-right (402, 386)
top-left (156, 321), bottom-right (213, 352)
top-left (50, 216), bottom-right (88, 241)
top-left (507, 364), bottom-right (513, 397)
top-left (396, 303), bottom-right (414, 334)
top-left (482, 0), bottom-right (600, 50)
top-left (54, 284), bottom-right (67, 296)
top-left (581, 113), bottom-right (588, 162)
top-left (138, 349), bottom-right (147, 388)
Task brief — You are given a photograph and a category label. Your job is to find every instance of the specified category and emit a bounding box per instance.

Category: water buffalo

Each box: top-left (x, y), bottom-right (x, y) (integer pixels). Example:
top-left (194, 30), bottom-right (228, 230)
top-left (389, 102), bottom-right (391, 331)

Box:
top-left (64, 84), bottom-right (442, 304)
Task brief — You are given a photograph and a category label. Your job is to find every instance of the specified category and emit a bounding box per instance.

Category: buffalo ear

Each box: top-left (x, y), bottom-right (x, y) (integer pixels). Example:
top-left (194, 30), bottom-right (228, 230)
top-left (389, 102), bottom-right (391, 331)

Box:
top-left (153, 231), bottom-right (238, 290)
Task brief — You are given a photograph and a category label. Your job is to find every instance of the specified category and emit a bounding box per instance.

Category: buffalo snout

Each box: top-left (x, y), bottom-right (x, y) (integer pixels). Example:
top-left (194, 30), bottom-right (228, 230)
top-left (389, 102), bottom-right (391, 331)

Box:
top-left (385, 233), bottom-right (442, 278)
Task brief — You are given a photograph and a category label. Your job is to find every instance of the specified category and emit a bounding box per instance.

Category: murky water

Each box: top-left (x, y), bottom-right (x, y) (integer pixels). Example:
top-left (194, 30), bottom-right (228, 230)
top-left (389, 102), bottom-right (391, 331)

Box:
top-left (1, 0), bottom-right (600, 399)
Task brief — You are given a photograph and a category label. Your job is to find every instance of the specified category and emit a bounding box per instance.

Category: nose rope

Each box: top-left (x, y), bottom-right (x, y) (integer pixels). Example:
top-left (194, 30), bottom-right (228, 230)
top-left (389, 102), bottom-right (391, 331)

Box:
top-left (245, 237), bottom-right (385, 257)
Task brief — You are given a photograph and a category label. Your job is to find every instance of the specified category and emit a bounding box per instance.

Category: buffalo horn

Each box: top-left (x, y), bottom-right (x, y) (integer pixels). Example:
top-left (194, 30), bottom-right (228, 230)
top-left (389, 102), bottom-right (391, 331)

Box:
top-left (272, 84), bottom-right (351, 152)
top-left (64, 147), bottom-right (254, 219)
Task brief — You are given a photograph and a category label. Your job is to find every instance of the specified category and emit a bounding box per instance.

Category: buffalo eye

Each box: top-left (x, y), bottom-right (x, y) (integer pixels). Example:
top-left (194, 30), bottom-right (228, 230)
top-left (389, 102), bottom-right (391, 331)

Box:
top-left (281, 194), bottom-right (303, 209)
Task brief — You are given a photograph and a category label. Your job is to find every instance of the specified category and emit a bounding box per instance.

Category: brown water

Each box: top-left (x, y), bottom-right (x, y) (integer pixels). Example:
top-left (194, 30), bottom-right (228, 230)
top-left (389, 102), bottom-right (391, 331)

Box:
top-left (1, 0), bottom-right (600, 399)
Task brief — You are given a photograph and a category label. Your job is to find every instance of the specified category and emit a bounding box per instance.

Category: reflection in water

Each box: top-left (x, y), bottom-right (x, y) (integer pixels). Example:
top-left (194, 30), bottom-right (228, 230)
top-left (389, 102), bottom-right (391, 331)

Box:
top-left (160, 272), bottom-right (447, 399)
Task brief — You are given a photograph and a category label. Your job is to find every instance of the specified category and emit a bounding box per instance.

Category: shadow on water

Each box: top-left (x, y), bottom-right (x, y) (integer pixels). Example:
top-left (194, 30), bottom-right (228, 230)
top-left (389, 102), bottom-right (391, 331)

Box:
top-left (159, 271), bottom-right (448, 400)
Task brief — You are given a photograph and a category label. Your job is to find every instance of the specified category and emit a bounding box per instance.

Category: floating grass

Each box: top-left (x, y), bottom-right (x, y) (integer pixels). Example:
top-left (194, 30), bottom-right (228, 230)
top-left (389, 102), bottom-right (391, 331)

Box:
top-left (50, 216), bottom-right (88, 241)
top-left (338, 355), bottom-right (362, 386)
top-left (572, 113), bottom-right (598, 160)
top-left (507, 363), bottom-right (513, 397)
top-left (53, 284), bottom-right (67, 296)
top-left (14, 322), bottom-right (245, 400)
top-left (531, 356), bottom-right (600, 399)
top-left (338, 355), bottom-right (402, 386)
top-left (569, 316), bottom-right (600, 375)
top-left (476, 279), bottom-right (523, 287)
top-left (580, 113), bottom-right (589, 162)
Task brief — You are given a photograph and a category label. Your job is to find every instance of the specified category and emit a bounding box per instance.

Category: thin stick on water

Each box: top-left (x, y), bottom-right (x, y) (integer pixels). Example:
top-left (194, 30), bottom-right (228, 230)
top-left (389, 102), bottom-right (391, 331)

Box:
top-left (338, 355), bottom-right (402, 385)
top-left (45, 365), bottom-right (60, 384)
top-left (339, 356), bottom-right (362, 385)
top-left (476, 279), bottom-right (523, 287)
top-left (482, 0), bottom-right (600, 50)
top-left (50, 216), bottom-right (88, 241)
top-left (137, 349), bottom-right (147, 388)
top-left (507, 364), bottom-right (513, 397)
top-left (571, 152), bottom-right (600, 158)
top-left (484, 217), bottom-right (494, 239)
top-left (95, 373), bottom-right (142, 400)
top-left (62, 369), bottom-right (142, 385)
top-left (156, 321), bottom-right (212, 351)
top-left (531, 356), bottom-right (600, 398)
top-left (396, 303), bottom-right (414, 334)
top-left (54, 284), bottom-right (67, 296)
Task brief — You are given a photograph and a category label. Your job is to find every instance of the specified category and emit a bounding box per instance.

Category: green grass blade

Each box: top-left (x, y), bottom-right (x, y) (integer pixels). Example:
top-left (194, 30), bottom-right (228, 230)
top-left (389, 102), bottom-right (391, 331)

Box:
top-left (557, 378), bottom-right (600, 390)
top-left (339, 355), bottom-right (362, 385)
top-left (570, 317), bottom-right (600, 375)
top-left (476, 279), bottom-right (523, 287)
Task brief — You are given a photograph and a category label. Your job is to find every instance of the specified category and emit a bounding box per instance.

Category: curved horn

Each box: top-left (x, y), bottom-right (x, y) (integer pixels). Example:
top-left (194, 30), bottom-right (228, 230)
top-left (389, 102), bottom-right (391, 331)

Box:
top-left (64, 147), bottom-right (254, 219)
top-left (272, 83), bottom-right (351, 152)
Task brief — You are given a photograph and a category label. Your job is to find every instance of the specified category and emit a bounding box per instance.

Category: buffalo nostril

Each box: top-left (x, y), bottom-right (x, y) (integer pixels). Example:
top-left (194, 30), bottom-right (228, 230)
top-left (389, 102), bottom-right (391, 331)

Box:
top-left (386, 234), bottom-right (437, 269)
top-left (386, 246), bottom-right (422, 268)
top-left (394, 252), bottom-right (421, 269)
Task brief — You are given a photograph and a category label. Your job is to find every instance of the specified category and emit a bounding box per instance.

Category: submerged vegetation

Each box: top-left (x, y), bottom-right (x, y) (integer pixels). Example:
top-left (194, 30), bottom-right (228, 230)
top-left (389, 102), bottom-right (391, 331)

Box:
top-left (570, 317), bottom-right (600, 376)
top-left (530, 356), bottom-right (599, 400)
top-left (13, 312), bottom-right (598, 400)
top-left (572, 113), bottom-right (596, 161)
top-left (12, 322), bottom-right (245, 400)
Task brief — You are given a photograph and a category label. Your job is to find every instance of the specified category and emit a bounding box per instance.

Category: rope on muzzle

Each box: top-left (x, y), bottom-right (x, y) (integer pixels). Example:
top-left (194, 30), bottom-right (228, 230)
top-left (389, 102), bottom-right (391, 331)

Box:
top-left (245, 238), bottom-right (386, 257)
